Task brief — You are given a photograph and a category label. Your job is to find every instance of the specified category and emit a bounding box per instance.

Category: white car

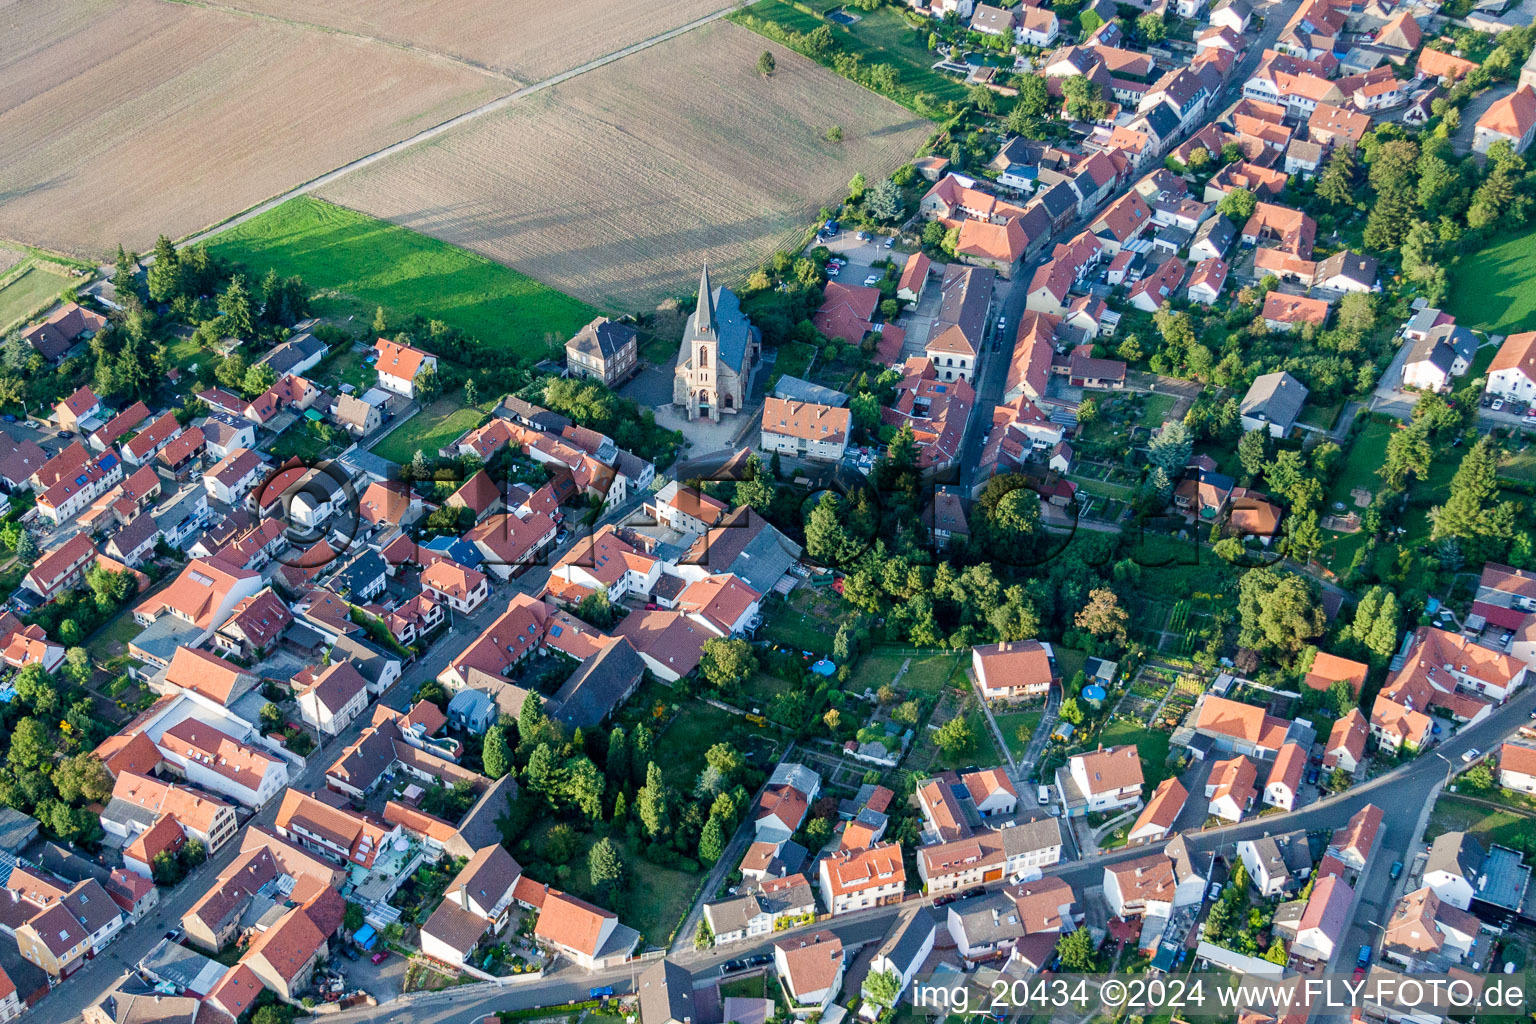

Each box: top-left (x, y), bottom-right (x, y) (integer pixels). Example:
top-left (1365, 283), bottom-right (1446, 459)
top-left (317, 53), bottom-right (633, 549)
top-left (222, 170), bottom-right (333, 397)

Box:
top-left (1462, 748), bottom-right (1481, 763)
top-left (826, 265), bottom-right (840, 277)
top-left (1491, 400), bottom-right (1504, 411)
top-left (864, 274), bottom-right (880, 287)
top-left (884, 236), bottom-right (895, 248)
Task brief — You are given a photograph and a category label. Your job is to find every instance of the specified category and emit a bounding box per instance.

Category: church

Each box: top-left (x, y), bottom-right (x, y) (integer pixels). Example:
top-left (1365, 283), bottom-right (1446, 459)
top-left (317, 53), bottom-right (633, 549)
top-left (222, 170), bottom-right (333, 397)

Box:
top-left (673, 266), bottom-right (760, 422)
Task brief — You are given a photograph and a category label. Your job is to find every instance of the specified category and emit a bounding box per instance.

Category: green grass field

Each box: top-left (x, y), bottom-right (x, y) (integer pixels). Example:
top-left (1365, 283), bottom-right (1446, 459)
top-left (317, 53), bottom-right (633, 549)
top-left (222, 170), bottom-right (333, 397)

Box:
top-left (1427, 793), bottom-right (1536, 852)
top-left (207, 197), bottom-right (597, 360)
top-left (371, 396), bottom-right (495, 464)
top-left (0, 261), bottom-right (75, 331)
top-left (732, 0), bottom-right (969, 113)
top-left (994, 710), bottom-right (1042, 760)
top-left (1447, 224), bottom-right (1536, 333)
top-left (1326, 418), bottom-right (1394, 509)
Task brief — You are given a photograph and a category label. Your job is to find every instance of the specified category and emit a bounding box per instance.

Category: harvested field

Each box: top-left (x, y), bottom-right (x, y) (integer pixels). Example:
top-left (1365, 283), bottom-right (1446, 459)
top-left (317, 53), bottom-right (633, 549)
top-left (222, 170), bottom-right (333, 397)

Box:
top-left (319, 21), bottom-right (931, 310)
top-left (203, 0), bottom-right (730, 82)
top-left (0, 0), bottom-right (504, 257)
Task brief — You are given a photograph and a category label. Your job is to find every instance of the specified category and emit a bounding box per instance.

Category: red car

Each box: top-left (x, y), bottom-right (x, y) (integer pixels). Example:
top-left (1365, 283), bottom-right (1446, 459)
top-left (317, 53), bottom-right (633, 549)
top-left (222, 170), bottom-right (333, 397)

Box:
top-left (1353, 966), bottom-right (1366, 982)
top-left (371, 952), bottom-right (388, 965)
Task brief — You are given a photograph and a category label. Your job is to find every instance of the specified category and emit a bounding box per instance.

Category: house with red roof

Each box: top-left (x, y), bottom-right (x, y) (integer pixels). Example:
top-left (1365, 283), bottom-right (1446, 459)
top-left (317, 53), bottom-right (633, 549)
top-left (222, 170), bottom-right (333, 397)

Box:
top-left (55, 386), bottom-right (102, 432)
top-left (1498, 741), bottom-right (1536, 794)
top-left (22, 531), bottom-right (98, 601)
top-left (972, 639), bottom-right (1057, 699)
top-left (1324, 708), bottom-right (1368, 774)
top-left (1475, 85), bottom-right (1536, 155)
top-left (373, 338), bottom-right (438, 398)
top-left (813, 281), bottom-right (879, 344)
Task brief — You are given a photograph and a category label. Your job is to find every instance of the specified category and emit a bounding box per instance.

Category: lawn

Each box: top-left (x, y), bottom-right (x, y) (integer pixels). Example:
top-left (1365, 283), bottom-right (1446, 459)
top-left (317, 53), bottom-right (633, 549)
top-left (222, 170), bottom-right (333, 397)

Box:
top-left (207, 197), bottom-right (597, 361)
top-left (770, 340), bottom-right (819, 385)
top-left (731, 0), bottom-right (969, 114)
top-left (758, 596), bottom-right (838, 655)
top-left (1297, 399), bottom-right (1342, 431)
top-left (1499, 444), bottom-right (1536, 484)
top-left (902, 652), bottom-right (961, 692)
top-left (0, 261), bottom-right (75, 331)
top-left (268, 424), bottom-right (343, 464)
top-left (1325, 417), bottom-right (1394, 510)
top-left (1067, 474), bottom-right (1136, 501)
top-left (1099, 717), bottom-right (1173, 788)
top-left (935, 702), bottom-right (999, 771)
top-left (654, 697), bottom-right (779, 792)
top-left (994, 710), bottom-right (1042, 761)
top-left (1446, 223), bottom-right (1536, 333)
top-left (372, 397), bottom-right (496, 464)
top-left (1427, 794), bottom-right (1536, 852)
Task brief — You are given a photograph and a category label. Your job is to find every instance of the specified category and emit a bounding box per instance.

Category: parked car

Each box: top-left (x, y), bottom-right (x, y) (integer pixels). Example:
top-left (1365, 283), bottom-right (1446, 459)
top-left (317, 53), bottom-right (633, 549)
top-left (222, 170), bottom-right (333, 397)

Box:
top-left (1492, 399), bottom-right (1505, 411)
top-left (933, 893), bottom-right (958, 907)
top-left (341, 945), bottom-right (360, 961)
top-left (1390, 861), bottom-right (1403, 881)
top-left (961, 886), bottom-right (986, 899)
top-left (884, 236), bottom-right (895, 248)
top-left (590, 987), bottom-right (615, 999)
top-left (720, 960), bottom-right (746, 974)
top-left (1357, 945), bottom-right (1372, 968)
top-left (1305, 767), bottom-right (1320, 785)
top-left (371, 952), bottom-right (388, 965)
top-left (1462, 748), bottom-right (1481, 763)
top-left (864, 274), bottom-right (880, 287)
top-left (826, 265), bottom-right (840, 277)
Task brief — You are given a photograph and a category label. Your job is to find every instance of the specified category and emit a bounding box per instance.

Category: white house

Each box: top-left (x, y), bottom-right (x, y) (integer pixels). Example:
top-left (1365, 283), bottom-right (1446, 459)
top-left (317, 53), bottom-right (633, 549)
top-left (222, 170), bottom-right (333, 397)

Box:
top-left (1205, 755), bottom-right (1258, 822)
top-left (1015, 6), bottom-right (1060, 46)
top-left (1262, 742), bottom-right (1306, 812)
top-left (972, 640), bottom-right (1056, 699)
top-left (1103, 853), bottom-right (1175, 919)
top-left (1238, 832), bottom-right (1311, 898)
top-left (1128, 778), bottom-right (1186, 844)
top-left (296, 660), bottom-right (370, 737)
top-left (1487, 331), bottom-right (1536, 403)
top-left (203, 448), bottom-right (266, 505)
top-left (818, 843), bottom-right (905, 915)
top-left (1294, 875), bottom-right (1353, 962)
top-left (774, 931), bottom-right (845, 1016)
top-left (1422, 832), bottom-right (1482, 910)
top-left (760, 398), bottom-right (851, 463)
top-left (861, 912), bottom-right (936, 1018)
top-left (1057, 745), bottom-right (1143, 817)
top-left (373, 338), bottom-right (438, 398)
top-left (153, 718), bottom-right (289, 809)
top-left (1499, 742), bottom-right (1536, 794)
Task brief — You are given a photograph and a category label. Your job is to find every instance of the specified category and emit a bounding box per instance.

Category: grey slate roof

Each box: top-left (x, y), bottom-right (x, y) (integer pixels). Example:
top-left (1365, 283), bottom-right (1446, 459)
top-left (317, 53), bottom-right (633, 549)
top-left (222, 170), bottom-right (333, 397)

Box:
top-left (949, 892), bottom-right (1024, 947)
top-left (1138, 102), bottom-right (1182, 143)
top-left (1316, 251), bottom-right (1379, 288)
top-left (1240, 371), bottom-right (1308, 430)
top-left (1001, 816), bottom-right (1065, 858)
top-left (1426, 831), bottom-right (1485, 881)
top-left (551, 637), bottom-right (647, 730)
top-left (639, 958), bottom-right (696, 1024)
top-left (704, 893), bottom-right (763, 934)
top-left (876, 908), bottom-right (936, 973)
top-left (568, 317), bottom-right (638, 362)
top-left (0, 808), bottom-right (38, 855)
top-left (773, 375), bottom-right (849, 408)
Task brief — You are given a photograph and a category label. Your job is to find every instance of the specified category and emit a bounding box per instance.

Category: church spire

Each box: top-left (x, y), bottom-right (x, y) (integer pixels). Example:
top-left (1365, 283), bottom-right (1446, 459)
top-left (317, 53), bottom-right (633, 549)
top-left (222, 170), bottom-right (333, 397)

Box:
top-left (696, 264), bottom-right (715, 336)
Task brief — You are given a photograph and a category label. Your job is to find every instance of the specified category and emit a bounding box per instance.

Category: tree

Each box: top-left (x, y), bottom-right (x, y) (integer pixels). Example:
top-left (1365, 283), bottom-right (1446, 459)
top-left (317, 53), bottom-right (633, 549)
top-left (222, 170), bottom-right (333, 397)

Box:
top-left (15, 528), bottom-right (37, 564)
top-left (825, 125), bottom-right (844, 143)
top-left (757, 50), bottom-right (776, 77)
top-left (9, 718), bottom-right (49, 770)
top-left (61, 646), bottom-right (91, 686)
top-left (864, 970), bottom-right (902, 1009)
top-left (698, 814), bottom-right (726, 865)
top-left (706, 742), bottom-right (744, 778)
top-left (637, 761), bottom-right (669, 838)
top-left (865, 178), bottom-right (902, 222)
top-left (1147, 420), bottom-right (1192, 478)
top-left (260, 702), bottom-right (283, 734)
top-left (893, 700), bottom-right (921, 726)
top-left (146, 235), bottom-right (181, 303)
top-left (1075, 587), bottom-right (1130, 644)
top-left (218, 275), bottom-right (255, 339)
top-left (1262, 940), bottom-right (1289, 966)
top-left (464, 378), bottom-right (478, 406)
top-left (14, 664), bottom-right (58, 716)
top-left (701, 637), bottom-right (757, 689)
top-left (1380, 420), bottom-right (1433, 490)
top-left (1429, 436), bottom-right (1517, 554)
top-left (519, 691), bottom-right (546, 742)
top-left (1014, 73), bottom-right (1052, 121)
top-left (542, 823), bottom-right (582, 863)
top-left (805, 490), bottom-right (850, 563)
top-left (1056, 928), bottom-right (1099, 972)
top-left (1463, 760), bottom-right (1495, 790)
top-left (564, 756), bottom-right (605, 820)
top-left (415, 364), bottom-right (440, 403)
top-left (1217, 187), bottom-right (1256, 224)
top-left (372, 306), bottom-right (388, 335)
top-left (52, 753), bottom-right (113, 804)
top-left (992, 489), bottom-right (1039, 536)
top-left (1237, 568), bottom-right (1324, 657)
top-left (1136, 11), bottom-right (1166, 41)
top-left (483, 723), bottom-right (512, 779)
top-left (934, 714), bottom-right (974, 757)
top-left (1317, 146), bottom-right (1356, 207)
top-left (241, 362), bottom-right (276, 399)
top-left (606, 726), bottom-right (628, 783)
top-left (1058, 697), bottom-right (1084, 725)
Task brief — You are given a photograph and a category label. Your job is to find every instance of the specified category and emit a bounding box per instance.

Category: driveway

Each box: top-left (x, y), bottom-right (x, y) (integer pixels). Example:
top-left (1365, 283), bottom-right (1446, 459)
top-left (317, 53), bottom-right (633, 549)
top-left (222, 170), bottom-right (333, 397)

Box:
top-left (1450, 83), bottom-right (1515, 156)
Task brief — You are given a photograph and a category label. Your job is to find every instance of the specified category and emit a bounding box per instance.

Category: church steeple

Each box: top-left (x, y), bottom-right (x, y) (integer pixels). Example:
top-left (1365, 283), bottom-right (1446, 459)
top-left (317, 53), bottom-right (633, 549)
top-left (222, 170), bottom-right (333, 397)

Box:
top-left (696, 265), bottom-right (715, 336)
